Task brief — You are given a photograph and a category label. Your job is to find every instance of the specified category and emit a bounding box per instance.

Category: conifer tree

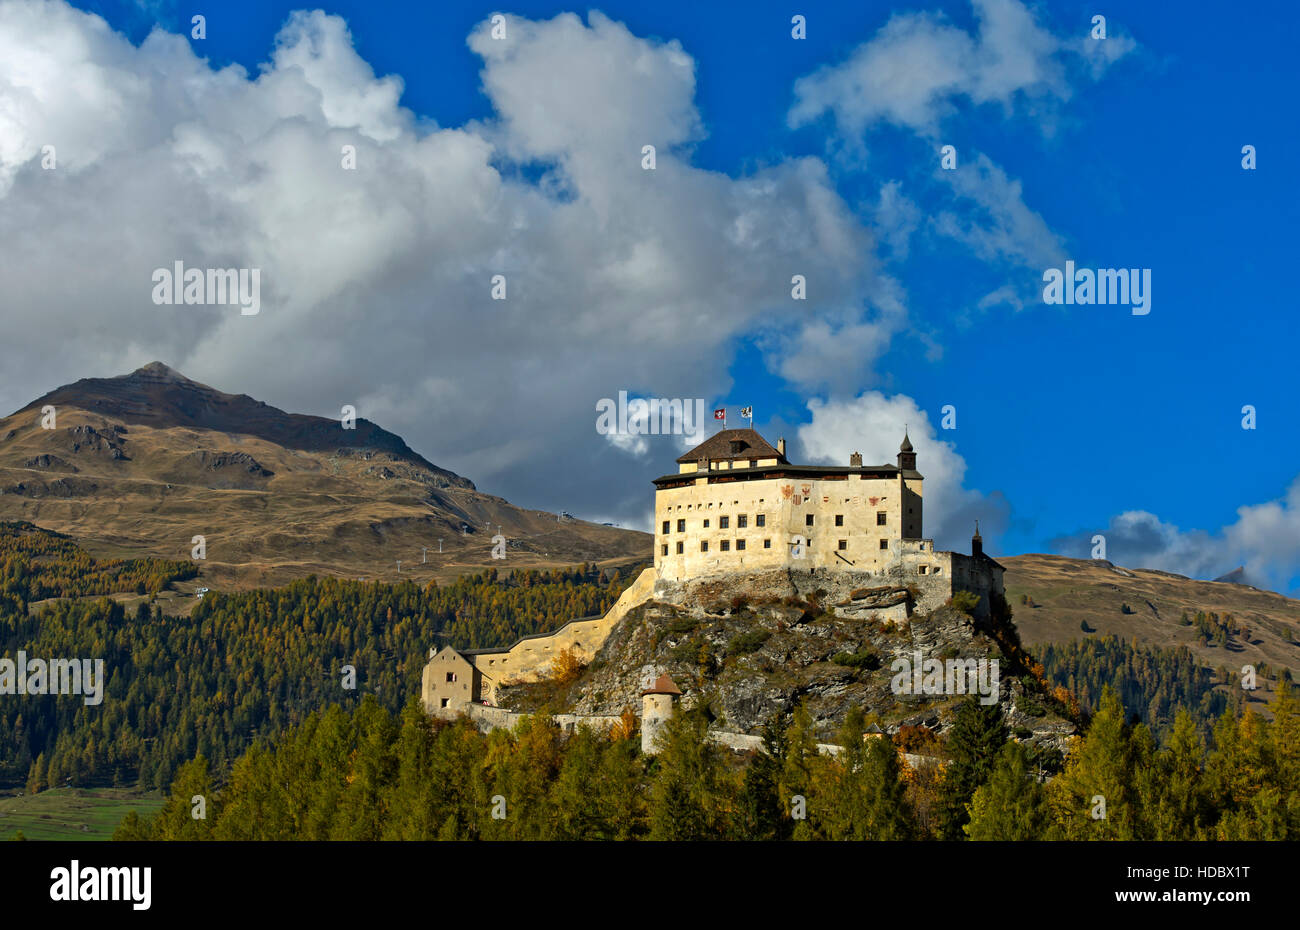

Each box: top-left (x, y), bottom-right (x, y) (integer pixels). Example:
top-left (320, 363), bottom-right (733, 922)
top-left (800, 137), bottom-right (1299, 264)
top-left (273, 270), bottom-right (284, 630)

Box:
top-left (648, 708), bottom-right (735, 839)
top-left (149, 754), bottom-right (217, 840)
top-left (935, 697), bottom-right (1008, 839)
top-left (964, 741), bottom-right (1050, 840)
top-left (1047, 687), bottom-right (1149, 839)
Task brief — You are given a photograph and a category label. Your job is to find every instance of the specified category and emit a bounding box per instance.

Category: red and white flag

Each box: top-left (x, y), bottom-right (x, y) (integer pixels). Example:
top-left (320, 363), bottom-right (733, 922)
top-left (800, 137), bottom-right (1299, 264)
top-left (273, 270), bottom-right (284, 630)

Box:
top-left (713, 408), bottom-right (726, 420)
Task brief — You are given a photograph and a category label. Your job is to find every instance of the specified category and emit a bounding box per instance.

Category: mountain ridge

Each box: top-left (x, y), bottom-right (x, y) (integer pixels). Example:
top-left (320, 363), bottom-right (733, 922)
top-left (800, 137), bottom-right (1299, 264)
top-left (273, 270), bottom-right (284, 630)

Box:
top-left (0, 364), bottom-right (649, 587)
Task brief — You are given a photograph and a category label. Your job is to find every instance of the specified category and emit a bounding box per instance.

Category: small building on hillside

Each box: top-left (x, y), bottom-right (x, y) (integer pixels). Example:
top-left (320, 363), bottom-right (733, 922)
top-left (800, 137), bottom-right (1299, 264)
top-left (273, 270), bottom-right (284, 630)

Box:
top-left (421, 646), bottom-right (493, 711)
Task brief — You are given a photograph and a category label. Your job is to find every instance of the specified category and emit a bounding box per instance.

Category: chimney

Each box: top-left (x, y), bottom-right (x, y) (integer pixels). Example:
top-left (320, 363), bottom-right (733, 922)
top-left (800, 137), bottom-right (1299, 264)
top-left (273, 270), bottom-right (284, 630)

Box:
top-left (849, 451), bottom-right (863, 467)
top-left (777, 437), bottom-right (786, 457)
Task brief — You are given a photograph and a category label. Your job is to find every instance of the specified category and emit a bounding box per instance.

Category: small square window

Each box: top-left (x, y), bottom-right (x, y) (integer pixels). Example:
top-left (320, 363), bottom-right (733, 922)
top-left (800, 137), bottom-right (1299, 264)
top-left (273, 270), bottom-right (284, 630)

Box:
top-left (676, 542), bottom-right (684, 554)
top-left (446, 672), bottom-right (456, 683)
top-left (700, 541), bottom-right (709, 552)
top-left (737, 514), bottom-right (748, 528)
top-left (835, 514), bottom-right (844, 527)
top-left (662, 520), bottom-right (670, 534)
top-left (879, 539), bottom-right (889, 550)
top-left (919, 565), bottom-right (928, 574)
top-left (877, 512), bottom-right (887, 526)
top-left (719, 516), bottom-right (730, 529)
top-left (440, 698), bottom-right (450, 708)
top-left (838, 539), bottom-right (847, 550)
top-left (661, 544), bottom-right (668, 556)
top-left (756, 514), bottom-right (766, 527)
top-left (677, 519), bottom-right (685, 532)
top-left (721, 540), bottom-right (730, 552)
top-left (763, 539), bottom-right (771, 549)
top-left (805, 514), bottom-right (814, 527)
top-left (737, 539), bottom-right (746, 551)
top-left (703, 519), bottom-right (710, 528)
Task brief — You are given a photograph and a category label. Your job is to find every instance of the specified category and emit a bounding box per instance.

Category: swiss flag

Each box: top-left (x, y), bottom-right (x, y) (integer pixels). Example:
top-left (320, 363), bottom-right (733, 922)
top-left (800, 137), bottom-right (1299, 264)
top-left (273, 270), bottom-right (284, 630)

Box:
top-left (713, 408), bottom-right (726, 420)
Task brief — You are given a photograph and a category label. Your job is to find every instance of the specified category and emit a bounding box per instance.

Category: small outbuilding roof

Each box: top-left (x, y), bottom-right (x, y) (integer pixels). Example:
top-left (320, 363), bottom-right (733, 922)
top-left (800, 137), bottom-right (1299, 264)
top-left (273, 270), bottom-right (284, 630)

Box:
top-left (641, 673), bottom-right (683, 696)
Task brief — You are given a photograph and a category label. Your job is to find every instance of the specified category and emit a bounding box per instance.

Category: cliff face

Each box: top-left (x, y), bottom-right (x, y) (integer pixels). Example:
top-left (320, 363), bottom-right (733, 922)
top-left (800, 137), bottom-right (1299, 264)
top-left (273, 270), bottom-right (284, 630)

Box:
top-left (498, 567), bottom-right (1076, 753)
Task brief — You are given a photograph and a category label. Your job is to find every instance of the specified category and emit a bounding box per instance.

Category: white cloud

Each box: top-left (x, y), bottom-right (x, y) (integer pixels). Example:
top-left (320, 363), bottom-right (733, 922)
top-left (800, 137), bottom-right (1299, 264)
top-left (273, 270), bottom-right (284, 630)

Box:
top-left (0, 3), bottom-right (879, 524)
top-left (796, 392), bottom-right (1009, 551)
top-left (1050, 478), bottom-right (1300, 595)
top-left (788, 0), bottom-right (1134, 138)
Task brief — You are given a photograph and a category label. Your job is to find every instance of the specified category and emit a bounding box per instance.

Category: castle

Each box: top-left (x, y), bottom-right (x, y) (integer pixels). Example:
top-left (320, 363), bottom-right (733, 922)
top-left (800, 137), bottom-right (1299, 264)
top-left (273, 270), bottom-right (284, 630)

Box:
top-left (420, 426), bottom-right (1004, 742)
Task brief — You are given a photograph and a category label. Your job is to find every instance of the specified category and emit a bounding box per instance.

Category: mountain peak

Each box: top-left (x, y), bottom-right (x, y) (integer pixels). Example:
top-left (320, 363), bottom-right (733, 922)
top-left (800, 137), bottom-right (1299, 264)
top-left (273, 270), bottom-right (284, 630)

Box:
top-left (14, 365), bottom-right (473, 489)
top-left (129, 361), bottom-right (192, 382)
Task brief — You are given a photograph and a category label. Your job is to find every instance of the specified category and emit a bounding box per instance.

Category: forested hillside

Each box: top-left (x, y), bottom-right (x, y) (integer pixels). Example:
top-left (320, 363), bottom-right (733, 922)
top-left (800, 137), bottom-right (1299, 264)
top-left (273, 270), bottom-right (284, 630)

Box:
top-left (116, 686), bottom-right (1300, 841)
top-left (1038, 637), bottom-right (1236, 740)
top-left (0, 524), bottom-right (641, 791)
top-left (0, 521), bottom-right (197, 604)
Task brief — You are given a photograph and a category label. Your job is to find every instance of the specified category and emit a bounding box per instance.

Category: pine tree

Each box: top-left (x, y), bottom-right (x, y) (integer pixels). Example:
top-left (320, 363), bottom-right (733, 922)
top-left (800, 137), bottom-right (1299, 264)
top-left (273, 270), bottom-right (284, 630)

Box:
top-left (935, 697), bottom-right (1008, 839)
top-left (964, 741), bottom-right (1050, 840)
top-left (149, 754), bottom-right (216, 840)
top-left (1143, 709), bottom-right (1207, 840)
top-left (648, 708), bottom-right (735, 839)
top-left (1048, 687), bottom-right (1149, 839)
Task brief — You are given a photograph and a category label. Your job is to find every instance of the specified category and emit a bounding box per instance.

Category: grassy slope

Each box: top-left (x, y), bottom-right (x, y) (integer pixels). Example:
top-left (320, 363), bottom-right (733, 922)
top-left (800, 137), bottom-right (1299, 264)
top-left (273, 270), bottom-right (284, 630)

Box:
top-left (1003, 553), bottom-right (1300, 709)
top-left (0, 788), bottom-right (165, 841)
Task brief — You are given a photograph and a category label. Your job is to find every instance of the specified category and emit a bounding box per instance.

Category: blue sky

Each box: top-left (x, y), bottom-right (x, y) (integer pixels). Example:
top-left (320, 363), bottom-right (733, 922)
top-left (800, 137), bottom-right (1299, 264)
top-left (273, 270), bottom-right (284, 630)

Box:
top-left (3, 0), bottom-right (1297, 593)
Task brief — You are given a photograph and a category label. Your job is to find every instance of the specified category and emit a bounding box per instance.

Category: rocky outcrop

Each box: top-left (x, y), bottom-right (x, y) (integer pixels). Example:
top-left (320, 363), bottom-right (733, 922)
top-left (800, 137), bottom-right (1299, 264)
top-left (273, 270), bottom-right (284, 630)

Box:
top-left (499, 569), bottom-right (1075, 756)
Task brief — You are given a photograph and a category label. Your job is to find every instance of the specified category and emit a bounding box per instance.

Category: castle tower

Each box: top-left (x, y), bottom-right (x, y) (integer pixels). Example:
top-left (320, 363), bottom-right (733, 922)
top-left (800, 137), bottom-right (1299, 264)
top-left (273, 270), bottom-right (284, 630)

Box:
top-left (897, 431), bottom-right (916, 472)
top-left (640, 672), bottom-right (682, 755)
top-left (972, 520), bottom-right (983, 558)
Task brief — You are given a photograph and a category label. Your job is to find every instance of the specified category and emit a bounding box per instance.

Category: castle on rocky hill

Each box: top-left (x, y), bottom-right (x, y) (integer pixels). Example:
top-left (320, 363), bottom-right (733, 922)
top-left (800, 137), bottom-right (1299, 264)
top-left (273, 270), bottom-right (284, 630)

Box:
top-left (421, 426), bottom-right (1004, 728)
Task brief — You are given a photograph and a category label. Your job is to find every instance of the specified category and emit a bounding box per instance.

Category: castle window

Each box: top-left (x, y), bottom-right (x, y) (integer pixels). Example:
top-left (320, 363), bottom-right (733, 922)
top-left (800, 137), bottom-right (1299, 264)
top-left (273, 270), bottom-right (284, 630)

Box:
top-left (677, 519), bottom-right (685, 532)
top-left (835, 514), bottom-right (844, 527)
top-left (737, 539), bottom-right (746, 551)
top-left (662, 520), bottom-right (669, 534)
top-left (805, 514), bottom-right (814, 527)
top-left (661, 544), bottom-right (668, 556)
top-left (676, 542), bottom-right (684, 554)
top-left (933, 567), bottom-right (941, 575)
top-left (919, 565), bottom-right (928, 574)
top-left (756, 514), bottom-right (765, 527)
top-left (700, 541), bottom-right (709, 552)
top-left (877, 512), bottom-right (887, 525)
top-left (763, 539), bottom-right (771, 549)
top-left (721, 540), bottom-right (730, 552)
top-left (703, 519), bottom-right (710, 528)
top-left (838, 540), bottom-right (847, 550)
top-left (737, 514), bottom-right (748, 528)
top-left (446, 672), bottom-right (457, 683)
top-left (440, 698), bottom-right (449, 708)
top-left (879, 539), bottom-right (889, 550)
top-left (719, 516), bottom-right (729, 529)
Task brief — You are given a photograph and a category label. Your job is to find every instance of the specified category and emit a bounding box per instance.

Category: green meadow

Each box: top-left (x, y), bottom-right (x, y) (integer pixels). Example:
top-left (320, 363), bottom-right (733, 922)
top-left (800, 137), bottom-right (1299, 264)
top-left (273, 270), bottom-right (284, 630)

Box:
top-left (0, 788), bottom-right (165, 841)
